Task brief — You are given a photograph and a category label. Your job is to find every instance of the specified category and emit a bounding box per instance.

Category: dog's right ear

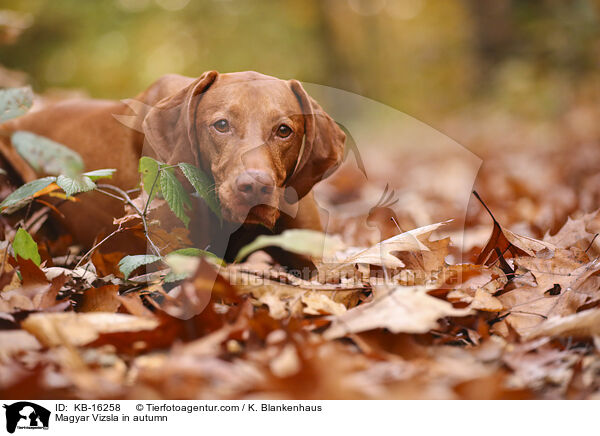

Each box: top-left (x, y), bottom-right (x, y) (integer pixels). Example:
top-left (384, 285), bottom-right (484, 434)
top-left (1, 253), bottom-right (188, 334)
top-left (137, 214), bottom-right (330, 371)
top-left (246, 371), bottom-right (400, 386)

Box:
top-left (285, 80), bottom-right (346, 202)
top-left (142, 71), bottom-right (218, 166)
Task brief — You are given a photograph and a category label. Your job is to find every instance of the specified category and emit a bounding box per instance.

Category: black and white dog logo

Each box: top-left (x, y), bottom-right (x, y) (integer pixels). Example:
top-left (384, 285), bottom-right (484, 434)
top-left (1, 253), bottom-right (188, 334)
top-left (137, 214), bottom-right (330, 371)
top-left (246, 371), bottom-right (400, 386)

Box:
top-left (3, 402), bottom-right (50, 434)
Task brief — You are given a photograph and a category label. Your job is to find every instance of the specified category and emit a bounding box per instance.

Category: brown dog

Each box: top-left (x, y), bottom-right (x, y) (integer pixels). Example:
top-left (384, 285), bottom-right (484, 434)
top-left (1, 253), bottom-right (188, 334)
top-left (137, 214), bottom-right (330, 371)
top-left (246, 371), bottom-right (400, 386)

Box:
top-left (0, 71), bottom-right (346, 260)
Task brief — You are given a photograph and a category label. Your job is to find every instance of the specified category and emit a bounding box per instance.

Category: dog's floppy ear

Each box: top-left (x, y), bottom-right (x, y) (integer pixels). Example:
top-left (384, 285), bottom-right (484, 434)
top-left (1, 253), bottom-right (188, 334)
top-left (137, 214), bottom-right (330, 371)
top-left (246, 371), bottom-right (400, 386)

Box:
top-left (285, 80), bottom-right (346, 202)
top-left (142, 71), bottom-right (218, 165)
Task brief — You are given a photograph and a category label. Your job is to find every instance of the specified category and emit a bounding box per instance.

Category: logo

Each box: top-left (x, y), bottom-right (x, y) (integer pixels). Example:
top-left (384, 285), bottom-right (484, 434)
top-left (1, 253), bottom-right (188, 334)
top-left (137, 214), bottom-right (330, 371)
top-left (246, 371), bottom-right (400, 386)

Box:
top-left (3, 402), bottom-right (50, 434)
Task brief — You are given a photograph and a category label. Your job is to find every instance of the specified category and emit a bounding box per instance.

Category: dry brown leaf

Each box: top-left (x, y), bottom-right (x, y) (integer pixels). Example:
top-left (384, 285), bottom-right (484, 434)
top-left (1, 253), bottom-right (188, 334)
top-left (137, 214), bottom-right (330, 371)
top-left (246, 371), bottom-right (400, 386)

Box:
top-left (476, 200), bottom-right (557, 266)
top-left (22, 312), bottom-right (159, 347)
top-left (503, 339), bottom-right (578, 392)
top-left (471, 288), bottom-right (504, 312)
top-left (0, 330), bottom-right (41, 358)
top-left (79, 285), bottom-right (121, 313)
top-left (301, 291), bottom-right (347, 316)
top-left (496, 255), bottom-right (600, 335)
top-left (499, 284), bottom-right (587, 336)
top-left (269, 343), bottom-right (301, 378)
top-left (336, 221), bottom-right (451, 269)
top-left (447, 265), bottom-right (506, 311)
top-left (116, 293), bottom-right (156, 318)
top-left (523, 309), bottom-right (600, 340)
top-left (544, 209), bottom-right (600, 250)
top-left (515, 251), bottom-right (600, 293)
top-left (324, 286), bottom-right (472, 339)
top-left (225, 265), bottom-right (361, 319)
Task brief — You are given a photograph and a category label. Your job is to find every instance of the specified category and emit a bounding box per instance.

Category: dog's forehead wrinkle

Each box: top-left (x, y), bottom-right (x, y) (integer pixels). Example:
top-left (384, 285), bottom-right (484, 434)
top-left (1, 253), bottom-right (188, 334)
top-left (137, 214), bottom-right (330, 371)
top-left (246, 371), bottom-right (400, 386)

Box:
top-left (210, 77), bottom-right (298, 109)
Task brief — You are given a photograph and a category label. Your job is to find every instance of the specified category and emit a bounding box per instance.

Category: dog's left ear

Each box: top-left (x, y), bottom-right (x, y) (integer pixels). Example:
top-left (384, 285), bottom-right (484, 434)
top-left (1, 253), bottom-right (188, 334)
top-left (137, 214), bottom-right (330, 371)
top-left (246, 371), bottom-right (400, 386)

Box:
top-left (142, 71), bottom-right (218, 165)
top-left (285, 80), bottom-right (346, 203)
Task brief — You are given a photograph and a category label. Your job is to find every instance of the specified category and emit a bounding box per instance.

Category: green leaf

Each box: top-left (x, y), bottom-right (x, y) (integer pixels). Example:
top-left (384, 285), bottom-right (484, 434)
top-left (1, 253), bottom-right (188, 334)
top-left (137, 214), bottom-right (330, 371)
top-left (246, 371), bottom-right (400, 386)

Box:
top-left (83, 168), bottom-right (116, 181)
top-left (139, 157), bottom-right (160, 201)
top-left (178, 163), bottom-right (221, 220)
top-left (12, 228), bottom-right (41, 266)
top-left (118, 254), bottom-right (162, 280)
top-left (0, 87), bottom-right (33, 122)
top-left (168, 247), bottom-right (225, 265)
top-left (159, 167), bottom-right (191, 227)
top-left (0, 177), bottom-right (56, 214)
top-left (164, 271), bottom-right (191, 283)
top-left (56, 175), bottom-right (96, 197)
top-left (12, 131), bottom-right (84, 177)
top-left (235, 229), bottom-right (344, 262)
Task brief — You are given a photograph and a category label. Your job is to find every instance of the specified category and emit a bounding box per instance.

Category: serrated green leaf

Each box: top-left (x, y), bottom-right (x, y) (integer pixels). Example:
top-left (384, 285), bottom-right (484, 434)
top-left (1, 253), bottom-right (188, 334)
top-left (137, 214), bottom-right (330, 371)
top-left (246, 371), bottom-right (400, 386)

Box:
top-left (56, 175), bottom-right (96, 197)
top-left (139, 156), bottom-right (160, 201)
top-left (0, 87), bottom-right (33, 122)
top-left (118, 254), bottom-right (162, 280)
top-left (0, 177), bottom-right (56, 214)
top-left (178, 163), bottom-right (221, 220)
top-left (12, 228), bottom-right (41, 266)
top-left (234, 229), bottom-right (344, 262)
top-left (159, 167), bottom-right (191, 227)
top-left (83, 168), bottom-right (116, 181)
top-left (12, 131), bottom-right (84, 177)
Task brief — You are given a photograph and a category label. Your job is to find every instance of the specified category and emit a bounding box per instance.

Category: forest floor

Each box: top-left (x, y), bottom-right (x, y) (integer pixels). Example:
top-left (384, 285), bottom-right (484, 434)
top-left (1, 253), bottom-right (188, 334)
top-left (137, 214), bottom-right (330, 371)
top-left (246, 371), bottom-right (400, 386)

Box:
top-left (1, 100), bottom-right (600, 400)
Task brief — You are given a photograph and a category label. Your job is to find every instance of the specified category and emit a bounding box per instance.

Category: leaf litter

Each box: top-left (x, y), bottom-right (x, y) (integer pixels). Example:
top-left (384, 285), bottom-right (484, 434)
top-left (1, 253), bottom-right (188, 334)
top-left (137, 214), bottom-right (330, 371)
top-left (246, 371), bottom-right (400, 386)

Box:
top-left (2, 117), bottom-right (600, 399)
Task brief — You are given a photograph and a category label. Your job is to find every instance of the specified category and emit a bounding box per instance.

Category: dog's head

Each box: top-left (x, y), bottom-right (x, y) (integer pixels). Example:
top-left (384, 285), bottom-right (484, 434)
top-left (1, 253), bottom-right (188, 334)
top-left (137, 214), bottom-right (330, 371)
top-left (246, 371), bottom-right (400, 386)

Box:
top-left (142, 71), bottom-right (345, 227)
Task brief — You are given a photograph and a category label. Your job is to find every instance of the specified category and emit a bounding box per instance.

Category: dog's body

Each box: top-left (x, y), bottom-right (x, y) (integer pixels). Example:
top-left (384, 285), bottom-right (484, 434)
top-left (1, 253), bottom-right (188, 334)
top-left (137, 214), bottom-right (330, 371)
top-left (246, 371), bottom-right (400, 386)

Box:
top-left (0, 71), bottom-right (345, 259)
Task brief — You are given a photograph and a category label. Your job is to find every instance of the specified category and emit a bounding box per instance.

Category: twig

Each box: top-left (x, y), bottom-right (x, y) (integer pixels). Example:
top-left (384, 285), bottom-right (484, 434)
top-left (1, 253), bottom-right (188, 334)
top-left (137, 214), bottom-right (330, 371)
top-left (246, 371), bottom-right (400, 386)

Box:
top-left (96, 183), bottom-right (161, 256)
top-left (74, 226), bottom-right (124, 269)
top-left (95, 188), bottom-right (125, 202)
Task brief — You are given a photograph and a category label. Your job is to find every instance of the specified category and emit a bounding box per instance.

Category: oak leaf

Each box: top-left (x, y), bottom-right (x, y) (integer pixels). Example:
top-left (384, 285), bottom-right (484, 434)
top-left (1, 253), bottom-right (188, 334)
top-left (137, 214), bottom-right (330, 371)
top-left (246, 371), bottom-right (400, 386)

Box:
top-left (324, 286), bottom-right (472, 339)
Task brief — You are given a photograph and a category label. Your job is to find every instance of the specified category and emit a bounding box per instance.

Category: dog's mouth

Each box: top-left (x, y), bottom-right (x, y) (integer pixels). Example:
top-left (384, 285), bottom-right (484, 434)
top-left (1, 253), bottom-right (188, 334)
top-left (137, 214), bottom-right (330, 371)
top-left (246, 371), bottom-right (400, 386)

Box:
top-left (244, 204), bottom-right (279, 227)
top-left (218, 180), bottom-right (280, 227)
top-left (221, 202), bottom-right (279, 228)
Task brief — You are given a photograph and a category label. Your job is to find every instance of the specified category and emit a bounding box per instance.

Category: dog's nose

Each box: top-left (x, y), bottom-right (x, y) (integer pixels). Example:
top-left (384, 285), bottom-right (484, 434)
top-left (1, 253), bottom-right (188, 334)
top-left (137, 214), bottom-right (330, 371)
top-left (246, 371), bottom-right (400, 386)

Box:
top-left (235, 170), bottom-right (275, 204)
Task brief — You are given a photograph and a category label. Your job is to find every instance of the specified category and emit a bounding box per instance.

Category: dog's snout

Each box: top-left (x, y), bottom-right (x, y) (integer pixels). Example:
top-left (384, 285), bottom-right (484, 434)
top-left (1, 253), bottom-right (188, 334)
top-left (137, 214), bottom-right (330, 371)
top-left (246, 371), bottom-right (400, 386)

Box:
top-left (235, 169), bottom-right (275, 204)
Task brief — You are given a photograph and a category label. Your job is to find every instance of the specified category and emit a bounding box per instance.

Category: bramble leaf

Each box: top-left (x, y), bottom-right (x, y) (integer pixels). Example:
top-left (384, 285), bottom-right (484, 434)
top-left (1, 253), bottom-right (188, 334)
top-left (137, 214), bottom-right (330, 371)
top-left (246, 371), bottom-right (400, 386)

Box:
top-left (178, 163), bottom-right (221, 220)
top-left (56, 175), bottom-right (96, 197)
top-left (0, 176), bottom-right (56, 214)
top-left (159, 167), bottom-right (191, 227)
top-left (118, 254), bottom-right (162, 280)
top-left (139, 157), bottom-right (160, 201)
top-left (0, 87), bottom-right (33, 122)
top-left (12, 131), bottom-right (84, 177)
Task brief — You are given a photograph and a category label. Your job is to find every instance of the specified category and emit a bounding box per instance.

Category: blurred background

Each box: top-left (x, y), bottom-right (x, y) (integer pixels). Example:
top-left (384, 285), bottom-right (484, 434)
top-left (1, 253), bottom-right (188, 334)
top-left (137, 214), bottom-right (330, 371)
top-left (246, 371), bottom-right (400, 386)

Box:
top-left (1, 0), bottom-right (600, 239)
top-left (2, 0), bottom-right (600, 122)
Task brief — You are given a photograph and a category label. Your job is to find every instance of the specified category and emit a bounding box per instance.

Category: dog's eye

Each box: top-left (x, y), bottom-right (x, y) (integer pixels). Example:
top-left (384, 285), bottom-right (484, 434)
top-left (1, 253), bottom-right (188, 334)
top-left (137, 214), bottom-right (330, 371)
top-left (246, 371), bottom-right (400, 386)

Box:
top-left (276, 124), bottom-right (292, 138)
top-left (213, 119), bottom-right (230, 133)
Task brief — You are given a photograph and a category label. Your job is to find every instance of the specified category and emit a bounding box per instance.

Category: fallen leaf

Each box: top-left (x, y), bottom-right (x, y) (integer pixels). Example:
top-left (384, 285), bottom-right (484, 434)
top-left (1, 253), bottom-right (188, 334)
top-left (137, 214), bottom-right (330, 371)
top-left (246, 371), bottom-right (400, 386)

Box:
top-left (22, 312), bottom-right (159, 347)
top-left (523, 309), bottom-right (600, 340)
top-left (79, 285), bottom-right (120, 313)
top-left (544, 209), bottom-right (600, 250)
top-left (0, 330), bottom-right (40, 358)
top-left (335, 221), bottom-right (451, 269)
top-left (325, 286), bottom-right (472, 339)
